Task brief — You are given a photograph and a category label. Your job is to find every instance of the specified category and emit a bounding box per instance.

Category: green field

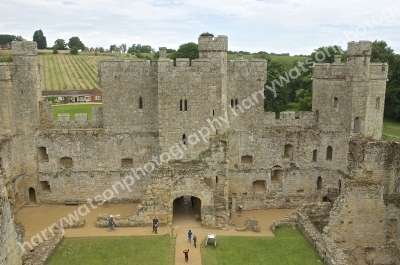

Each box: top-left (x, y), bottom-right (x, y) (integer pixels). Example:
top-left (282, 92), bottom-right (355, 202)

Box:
top-left (201, 227), bottom-right (324, 265)
top-left (382, 118), bottom-right (400, 141)
top-left (53, 104), bottom-right (102, 121)
top-left (47, 235), bottom-right (174, 265)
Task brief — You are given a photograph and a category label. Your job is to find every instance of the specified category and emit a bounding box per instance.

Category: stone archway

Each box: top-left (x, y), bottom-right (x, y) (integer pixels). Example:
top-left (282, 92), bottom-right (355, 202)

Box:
top-left (172, 195), bottom-right (201, 227)
top-left (132, 165), bottom-right (216, 227)
top-left (29, 187), bottom-right (36, 203)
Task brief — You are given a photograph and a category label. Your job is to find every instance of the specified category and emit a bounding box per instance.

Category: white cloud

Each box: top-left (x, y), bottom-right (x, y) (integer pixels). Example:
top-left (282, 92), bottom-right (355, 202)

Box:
top-left (1, 0), bottom-right (399, 54)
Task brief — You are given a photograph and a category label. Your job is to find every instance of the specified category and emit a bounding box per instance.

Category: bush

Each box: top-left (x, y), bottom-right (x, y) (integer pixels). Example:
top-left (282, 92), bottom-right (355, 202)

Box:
top-left (200, 31), bottom-right (214, 37)
top-left (70, 47), bottom-right (78, 55)
top-left (52, 48), bottom-right (58, 54)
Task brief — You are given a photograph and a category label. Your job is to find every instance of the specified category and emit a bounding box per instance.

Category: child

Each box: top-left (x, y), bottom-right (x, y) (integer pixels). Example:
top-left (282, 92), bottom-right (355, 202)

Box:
top-left (193, 235), bottom-right (197, 248)
top-left (188, 229), bottom-right (192, 243)
top-left (183, 249), bottom-right (189, 262)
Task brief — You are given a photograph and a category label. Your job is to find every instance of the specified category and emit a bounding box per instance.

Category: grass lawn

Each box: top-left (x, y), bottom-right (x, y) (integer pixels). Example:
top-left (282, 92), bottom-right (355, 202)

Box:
top-left (382, 118), bottom-right (400, 141)
top-left (52, 103), bottom-right (102, 121)
top-left (201, 227), bottom-right (324, 265)
top-left (47, 235), bottom-right (174, 265)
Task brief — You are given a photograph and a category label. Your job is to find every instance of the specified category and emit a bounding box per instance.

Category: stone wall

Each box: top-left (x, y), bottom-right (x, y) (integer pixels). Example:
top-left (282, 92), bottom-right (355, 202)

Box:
top-left (273, 203), bottom-right (350, 265)
top-left (0, 199), bottom-right (24, 265)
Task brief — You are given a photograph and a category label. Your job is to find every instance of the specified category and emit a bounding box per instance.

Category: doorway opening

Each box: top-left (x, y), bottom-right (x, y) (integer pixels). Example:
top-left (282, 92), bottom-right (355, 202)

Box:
top-left (172, 195), bottom-right (201, 227)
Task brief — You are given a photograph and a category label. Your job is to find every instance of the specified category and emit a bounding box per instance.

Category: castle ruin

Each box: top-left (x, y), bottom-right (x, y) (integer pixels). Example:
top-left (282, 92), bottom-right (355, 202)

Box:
top-left (0, 36), bottom-right (399, 264)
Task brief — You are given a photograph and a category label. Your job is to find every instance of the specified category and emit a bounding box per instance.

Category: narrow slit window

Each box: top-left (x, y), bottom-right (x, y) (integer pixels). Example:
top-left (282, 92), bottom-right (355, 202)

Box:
top-left (180, 100), bottom-right (183, 111)
top-left (312, 150), bottom-right (317, 161)
top-left (326, 146), bottom-right (333, 161)
top-left (182, 134), bottom-right (186, 145)
top-left (235, 99), bottom-right (238, 108)
top-left (231, 99), bottom-right (234, 108)
top-left (184, 99), bottom-right (188, 111)
top-left (139, 97), bottom-right (143, 109)
top-left (334, 97), bottom-right (338, 108)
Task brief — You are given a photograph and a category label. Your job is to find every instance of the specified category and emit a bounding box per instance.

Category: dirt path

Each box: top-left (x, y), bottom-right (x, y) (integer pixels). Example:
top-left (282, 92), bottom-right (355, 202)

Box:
top-left (15, 203), bottom-right (292, 265)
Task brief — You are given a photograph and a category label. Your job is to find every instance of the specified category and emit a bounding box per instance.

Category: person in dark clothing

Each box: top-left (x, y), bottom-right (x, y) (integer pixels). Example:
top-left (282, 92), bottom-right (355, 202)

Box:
top-left (188, 229), bottom-right (192, 243)
top-left (108, 215), bottom-right (115, 231)
top-left (193, 235), bottom-right (197, 248)
top-left (183, 249), bottom-right (189, 262)
top-left (153, 216), bottom-right (159, 234)
top-left (191, 196), bottom-right (195, 207)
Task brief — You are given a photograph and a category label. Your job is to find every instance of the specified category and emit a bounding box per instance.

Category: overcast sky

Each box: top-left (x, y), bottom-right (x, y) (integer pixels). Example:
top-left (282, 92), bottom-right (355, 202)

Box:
top-left (2, 0), bottom-right (400, 55)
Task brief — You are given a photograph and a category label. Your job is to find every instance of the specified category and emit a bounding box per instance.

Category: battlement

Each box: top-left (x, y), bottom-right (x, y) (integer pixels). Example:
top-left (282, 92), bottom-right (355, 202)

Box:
top-left (198, 35), bottom-right (228, 52)
top-left (347, 41), bottom-right (372, 57)
top-left (11, 41), bottom-right (37, 56)
top-left (228, 59), bottom-right (267, 70)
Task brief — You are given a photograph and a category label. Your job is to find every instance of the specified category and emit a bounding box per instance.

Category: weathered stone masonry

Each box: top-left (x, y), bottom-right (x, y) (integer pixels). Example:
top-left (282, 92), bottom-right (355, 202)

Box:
top-left (0, 37), bottom-right (398, 264)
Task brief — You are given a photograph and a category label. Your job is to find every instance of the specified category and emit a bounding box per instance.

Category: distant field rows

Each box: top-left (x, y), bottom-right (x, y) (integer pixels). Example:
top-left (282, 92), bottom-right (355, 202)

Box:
top-left (0, 50), bottom-right (307, 90)
top-left (38, 54), bottom-right (103, 90)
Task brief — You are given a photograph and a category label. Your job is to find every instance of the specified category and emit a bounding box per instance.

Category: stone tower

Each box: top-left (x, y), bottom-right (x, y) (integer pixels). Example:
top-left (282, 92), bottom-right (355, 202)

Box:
top-left (312, 41), bottom-right (388, 139)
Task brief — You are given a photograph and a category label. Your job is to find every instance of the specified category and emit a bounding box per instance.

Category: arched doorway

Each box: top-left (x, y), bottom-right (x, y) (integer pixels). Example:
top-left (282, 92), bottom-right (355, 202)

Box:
top-left (172, 195), bottom-right (202, 227)
top-left (29, 187), bottom-right (36, 203)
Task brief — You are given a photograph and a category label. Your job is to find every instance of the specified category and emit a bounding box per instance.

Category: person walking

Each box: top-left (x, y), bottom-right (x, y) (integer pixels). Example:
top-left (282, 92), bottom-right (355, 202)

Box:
top-left (193, 235), bottom-right (197, 248)
top-left (153, 216), bottom-right (159, 234)
top-left (183, 249), bottom-right (189, 262)
top-left (108, 215), bottom-right (115, 231)
top-left (188, 229), bottom-right (192, 243)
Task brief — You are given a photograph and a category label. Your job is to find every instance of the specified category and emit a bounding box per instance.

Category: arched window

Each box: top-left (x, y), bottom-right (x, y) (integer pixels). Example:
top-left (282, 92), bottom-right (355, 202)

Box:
top-left (326, 146), bottom-right (333, 161)
top-left (139, 97), bottom-right (143, 109)
top-left (334, 97), bottom-right (338, 108)
top-left (354, 117), bottom-right (360, 133)
top-left (317, 176), bottom-right (322, 190)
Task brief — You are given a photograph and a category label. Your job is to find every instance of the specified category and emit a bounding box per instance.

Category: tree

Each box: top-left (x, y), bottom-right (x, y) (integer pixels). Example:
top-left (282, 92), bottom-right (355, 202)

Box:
top-left (0, 34), bottom-right (23, 45)
top-left (120, 43), bottom-right (127, 53)
top-left (109, 44), bottom-right (117, 52)
top-left (52, 47), bottom-right (58, 54)
top-left (170, 42), bottom-right (199, 61)
top-left (33, 30), bottom-right (47, 49)
top-left (99, 47), bottom-right (104, 53)
top-left (139, 45), bottom-right (152, 53)
top-left (264, 59), bottom-right (291, 115)
top-left (369, 41), bottom-right (399, 121)
top-left (53, 39), bottom-right (67, 50)
top-left (371, 40), bottom-right (395, 65)
top-left (68, 37), bottom-right (85, 50)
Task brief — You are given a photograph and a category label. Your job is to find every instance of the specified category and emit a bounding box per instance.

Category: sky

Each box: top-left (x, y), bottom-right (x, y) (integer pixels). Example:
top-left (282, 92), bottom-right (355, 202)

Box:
top-left (2, 0), bottom-right (400, 55)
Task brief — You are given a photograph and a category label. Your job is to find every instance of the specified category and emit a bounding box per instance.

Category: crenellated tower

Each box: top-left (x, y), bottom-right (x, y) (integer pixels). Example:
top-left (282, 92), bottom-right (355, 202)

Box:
top-left (312, 41), bottom-right (388, 139)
